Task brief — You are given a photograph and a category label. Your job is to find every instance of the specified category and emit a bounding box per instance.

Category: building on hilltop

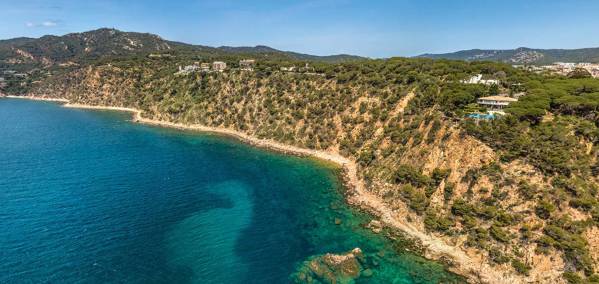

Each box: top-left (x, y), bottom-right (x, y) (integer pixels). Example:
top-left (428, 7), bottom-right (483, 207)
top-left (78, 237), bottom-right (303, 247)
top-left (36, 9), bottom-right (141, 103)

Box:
top-left (477, 95), bottom-right (518, 111)
top-left (461, 74), bottom-right (499, 85)
top-left (462, 74), bottom-right (483, 84)
top-left (281, 66), bottom-right (296, 72)
top-left (212, 61), bottom-right (227, 72)
top-left (481, 78), bottom-right (499, 85)
top-left (299, 63), bottom-right (314, 73)
top-left (239, 59), bottom-right (255, 71)
top-left (200, 63), bottom-right (211, 72)
top-left (176, 64), bottom-right (200, 75)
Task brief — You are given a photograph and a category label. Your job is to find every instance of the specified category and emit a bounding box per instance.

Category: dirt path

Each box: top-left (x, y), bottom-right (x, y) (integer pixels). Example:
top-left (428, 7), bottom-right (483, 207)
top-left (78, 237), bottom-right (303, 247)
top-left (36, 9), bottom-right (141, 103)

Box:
top-left (390, 91), bottom-right (415, 117)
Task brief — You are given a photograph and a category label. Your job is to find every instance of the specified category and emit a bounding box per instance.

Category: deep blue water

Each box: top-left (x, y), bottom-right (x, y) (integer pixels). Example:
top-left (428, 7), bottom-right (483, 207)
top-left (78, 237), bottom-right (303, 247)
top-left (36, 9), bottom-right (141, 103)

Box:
top-left (0, 99), bottom-right (462, 283)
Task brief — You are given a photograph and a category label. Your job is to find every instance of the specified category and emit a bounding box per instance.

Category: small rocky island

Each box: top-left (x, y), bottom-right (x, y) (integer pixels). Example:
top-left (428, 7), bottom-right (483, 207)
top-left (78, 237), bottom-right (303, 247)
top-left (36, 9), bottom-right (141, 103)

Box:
top-left (292, 248), bottom-right (376, 283)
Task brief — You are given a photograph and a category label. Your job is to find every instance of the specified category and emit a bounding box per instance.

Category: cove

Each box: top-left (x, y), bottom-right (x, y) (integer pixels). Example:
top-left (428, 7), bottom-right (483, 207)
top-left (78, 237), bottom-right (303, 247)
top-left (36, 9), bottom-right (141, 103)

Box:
top-left (0, 98), bottom-right (463, 283)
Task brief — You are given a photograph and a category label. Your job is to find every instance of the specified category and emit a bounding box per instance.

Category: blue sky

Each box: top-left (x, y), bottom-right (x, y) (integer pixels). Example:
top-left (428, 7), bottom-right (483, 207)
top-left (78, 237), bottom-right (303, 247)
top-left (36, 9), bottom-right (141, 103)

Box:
top-left (1, 0), bottom-right (599, 58)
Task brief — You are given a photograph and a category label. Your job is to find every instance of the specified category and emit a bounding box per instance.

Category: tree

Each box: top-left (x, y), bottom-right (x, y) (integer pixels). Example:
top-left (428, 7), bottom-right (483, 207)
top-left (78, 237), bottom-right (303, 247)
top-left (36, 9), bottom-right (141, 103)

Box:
top-left (489, 84), bottom-right (499, 96)
top-left (568, 68), bottom-right (592, 79)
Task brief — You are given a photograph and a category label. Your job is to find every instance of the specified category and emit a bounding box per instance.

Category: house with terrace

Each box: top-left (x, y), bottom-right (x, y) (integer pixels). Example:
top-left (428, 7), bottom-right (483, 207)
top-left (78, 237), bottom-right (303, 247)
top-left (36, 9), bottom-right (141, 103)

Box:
top-left (477, 95), bottom-right (518, 112)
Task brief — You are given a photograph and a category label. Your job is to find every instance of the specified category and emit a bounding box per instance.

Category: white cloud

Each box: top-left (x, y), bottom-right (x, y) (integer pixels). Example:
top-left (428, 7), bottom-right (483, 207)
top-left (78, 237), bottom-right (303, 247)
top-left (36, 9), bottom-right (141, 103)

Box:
top-left (25, 20), bottom-right (59, 28)
top-left (42, 21), bottom-right (57, 27)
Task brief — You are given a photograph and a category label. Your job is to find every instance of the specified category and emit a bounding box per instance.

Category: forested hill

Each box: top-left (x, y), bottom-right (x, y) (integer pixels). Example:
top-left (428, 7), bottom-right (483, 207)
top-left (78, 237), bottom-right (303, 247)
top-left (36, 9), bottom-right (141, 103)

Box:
top-left (417, 47), bottom-right (599, 65)
top-left (0, 28), bottom-right (364, 69)
top-left (0, 28), bottom-right (181, 65)
top-left (218, 45), bottom-right (366, 62)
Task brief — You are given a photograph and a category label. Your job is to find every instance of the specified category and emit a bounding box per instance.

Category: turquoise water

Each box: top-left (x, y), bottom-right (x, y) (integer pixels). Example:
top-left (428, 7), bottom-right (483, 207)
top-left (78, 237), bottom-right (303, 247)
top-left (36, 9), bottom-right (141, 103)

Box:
top-left (0, 99), bottom-right (463, 283)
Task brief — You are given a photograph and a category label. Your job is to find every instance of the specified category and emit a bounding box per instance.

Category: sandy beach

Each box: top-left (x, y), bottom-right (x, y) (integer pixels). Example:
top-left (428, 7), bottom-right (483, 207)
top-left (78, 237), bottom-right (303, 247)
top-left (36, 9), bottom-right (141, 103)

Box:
top-left (6, 95), bottom-right (70, 103)
top-left (4, 96), bottom-right (524, 283)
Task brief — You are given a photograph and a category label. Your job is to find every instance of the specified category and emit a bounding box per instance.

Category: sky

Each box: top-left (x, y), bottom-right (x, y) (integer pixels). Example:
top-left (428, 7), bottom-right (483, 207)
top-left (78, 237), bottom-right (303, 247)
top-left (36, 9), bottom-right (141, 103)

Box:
top-left (1, 0), bottom-right (599, 58)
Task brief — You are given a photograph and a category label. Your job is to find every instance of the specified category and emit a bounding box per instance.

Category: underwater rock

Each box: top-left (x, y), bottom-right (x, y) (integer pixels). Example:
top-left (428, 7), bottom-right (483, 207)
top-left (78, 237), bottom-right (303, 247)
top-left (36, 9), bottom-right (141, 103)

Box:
top-left (292, 248), bottom-right (365, 283)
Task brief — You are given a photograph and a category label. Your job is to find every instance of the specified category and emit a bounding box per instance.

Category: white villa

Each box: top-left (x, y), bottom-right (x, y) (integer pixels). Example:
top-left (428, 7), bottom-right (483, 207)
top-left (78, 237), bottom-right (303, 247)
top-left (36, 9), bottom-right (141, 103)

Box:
top-left (200, 63), bottom-right (211, 72)
top-left (462, 74), bottom-right (499, 85)
top-left (239, 59), bottom-right (255, 71)
top-left (477, 95), bottom-right (518, 111)
top-left (213, 61), bottom-right (227, 72)
top-left (281, 66), bottom-right (296, 72)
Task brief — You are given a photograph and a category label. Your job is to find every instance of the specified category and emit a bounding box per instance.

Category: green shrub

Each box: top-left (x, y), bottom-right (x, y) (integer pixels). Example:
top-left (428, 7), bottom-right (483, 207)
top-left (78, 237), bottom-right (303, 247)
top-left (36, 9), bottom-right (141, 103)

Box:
top-left (588, 274), bottom-right (599, 283)
top-left (543, 224), bottom-right (594, 275)
top-left (535, 200), bottom-right (556, 219)
top-left (357, 147), bottom-right (375, 166)
top-left (455, 217), bottom-right (475, 233)
top-left (399, 185), bottom-right (429, 214)
top-left (511, 258), bottom-right (531, 275)
top-left (425, 185), bottom-right (438, 198)
top-left (519, 225), bottom-right (533, 241)
top-left (517, 181), bottom-right (538, 199)
top-left (466, 227), bottom-right (490, 249)
top-left (562, 271), bottom-right (584, 284)
top-left (393, 165), bottom-right (431, 187)
top-left (490, 225), bottom-right (512, 243)
top-left (495, 211), bottom-right (516, 227)
top-left (570, 195), bottom-right (597, 211)
top-left (443, 182), bottom-right (455, 201)
top-left (591, 206), bottom-right (599, 223)
top-left (488, 247), bottom-right (510, 264)
top-left (424, 210), bottom-right (453, 232)
top-left (451, 199), bottom-right (475, 217)
top-left (476, 205), bottom-right (498, 220)
top-left (431, 168), bottom-right (451, 186)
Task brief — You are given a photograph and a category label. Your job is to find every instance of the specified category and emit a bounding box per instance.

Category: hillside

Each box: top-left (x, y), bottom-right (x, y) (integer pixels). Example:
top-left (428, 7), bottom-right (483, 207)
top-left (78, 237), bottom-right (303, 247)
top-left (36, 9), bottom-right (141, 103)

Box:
top-left (418, 47), bottom-right (599, 65)
top-left (0, 28), bottom-right (186, 66)
top-left (18, 53), bottom-right (598, 283)
top-left (2, 29), bottom-right (599, 283)
top-left (0, 28), bottom-right (363, 71)
top-left (218, 45), bottom-right (366, 62)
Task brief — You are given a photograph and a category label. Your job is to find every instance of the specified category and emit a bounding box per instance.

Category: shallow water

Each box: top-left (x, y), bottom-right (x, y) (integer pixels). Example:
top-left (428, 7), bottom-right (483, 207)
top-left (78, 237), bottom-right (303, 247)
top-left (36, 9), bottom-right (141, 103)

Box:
top-left (0, 99), bottom-right (463, 283)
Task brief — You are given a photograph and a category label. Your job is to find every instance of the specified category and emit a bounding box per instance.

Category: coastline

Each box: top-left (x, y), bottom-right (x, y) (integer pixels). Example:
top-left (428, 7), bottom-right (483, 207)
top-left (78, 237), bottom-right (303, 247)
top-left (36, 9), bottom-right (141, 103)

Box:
top-left (4, 96), bottom-right (521, 283)
top-left (5, 95), bottom-right (70, 103)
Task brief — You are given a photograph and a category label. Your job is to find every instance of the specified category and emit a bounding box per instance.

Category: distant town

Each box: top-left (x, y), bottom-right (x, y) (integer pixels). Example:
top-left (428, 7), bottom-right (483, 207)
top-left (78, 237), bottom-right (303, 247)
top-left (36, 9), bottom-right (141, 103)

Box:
top-left (514, 62), bottom-right (599, 78)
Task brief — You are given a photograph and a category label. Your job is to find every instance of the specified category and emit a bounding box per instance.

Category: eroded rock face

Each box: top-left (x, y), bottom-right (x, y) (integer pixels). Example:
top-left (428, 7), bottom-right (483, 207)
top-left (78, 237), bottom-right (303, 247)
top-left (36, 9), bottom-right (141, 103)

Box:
top-left (366, 220), bottom-right (383, 234)
top-left (292, 248), bottom-right (366, 283)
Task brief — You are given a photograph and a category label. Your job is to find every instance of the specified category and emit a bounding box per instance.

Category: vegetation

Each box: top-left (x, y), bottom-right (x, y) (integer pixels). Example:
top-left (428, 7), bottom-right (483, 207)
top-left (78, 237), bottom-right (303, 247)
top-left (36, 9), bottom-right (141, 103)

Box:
top-left (419, 47), bottom-right (599, 65)
top-left (2, 28), bottom-right (598, 283)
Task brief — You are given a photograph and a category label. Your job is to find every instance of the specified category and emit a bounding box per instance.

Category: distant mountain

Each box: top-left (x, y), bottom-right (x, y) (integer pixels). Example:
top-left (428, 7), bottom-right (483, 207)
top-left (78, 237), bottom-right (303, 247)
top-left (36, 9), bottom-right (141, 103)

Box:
top-left (0, 28), bottom-right (188, 65)
top-left (0, 37), bottom-right (36, 46)
top-left (0, 28), bottom-right (364, 67)
top-left (218, 45), bottom-right (366, 63)
top-left (417, 47), bottom-right (599, 65)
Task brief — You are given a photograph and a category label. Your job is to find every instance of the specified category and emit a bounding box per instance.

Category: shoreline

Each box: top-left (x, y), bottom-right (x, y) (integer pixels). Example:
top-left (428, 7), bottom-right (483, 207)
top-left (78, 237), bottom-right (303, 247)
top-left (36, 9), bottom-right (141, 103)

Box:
top-left (5, 95), bottom-right (70, 103)
top-left (4, 96), bottom-right (521, 283)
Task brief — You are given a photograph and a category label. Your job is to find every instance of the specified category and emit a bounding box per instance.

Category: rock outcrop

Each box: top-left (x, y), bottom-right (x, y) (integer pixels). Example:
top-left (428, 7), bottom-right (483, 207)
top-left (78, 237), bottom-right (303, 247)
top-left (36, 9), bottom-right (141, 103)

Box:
top-left (292, 248), bottom-right (366, 284)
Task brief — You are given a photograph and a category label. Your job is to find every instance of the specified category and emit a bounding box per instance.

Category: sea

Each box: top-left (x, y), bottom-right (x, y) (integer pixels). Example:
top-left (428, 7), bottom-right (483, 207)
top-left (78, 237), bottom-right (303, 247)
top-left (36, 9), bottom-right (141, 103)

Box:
top-left (0, 98), bottom-right (463, 283)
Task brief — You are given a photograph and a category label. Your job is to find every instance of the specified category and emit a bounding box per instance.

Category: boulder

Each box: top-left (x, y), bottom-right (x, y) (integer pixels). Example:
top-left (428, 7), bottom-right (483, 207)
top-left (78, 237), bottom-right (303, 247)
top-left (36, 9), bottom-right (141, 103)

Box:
top-left (292, 248), bottom-right (365, 283)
